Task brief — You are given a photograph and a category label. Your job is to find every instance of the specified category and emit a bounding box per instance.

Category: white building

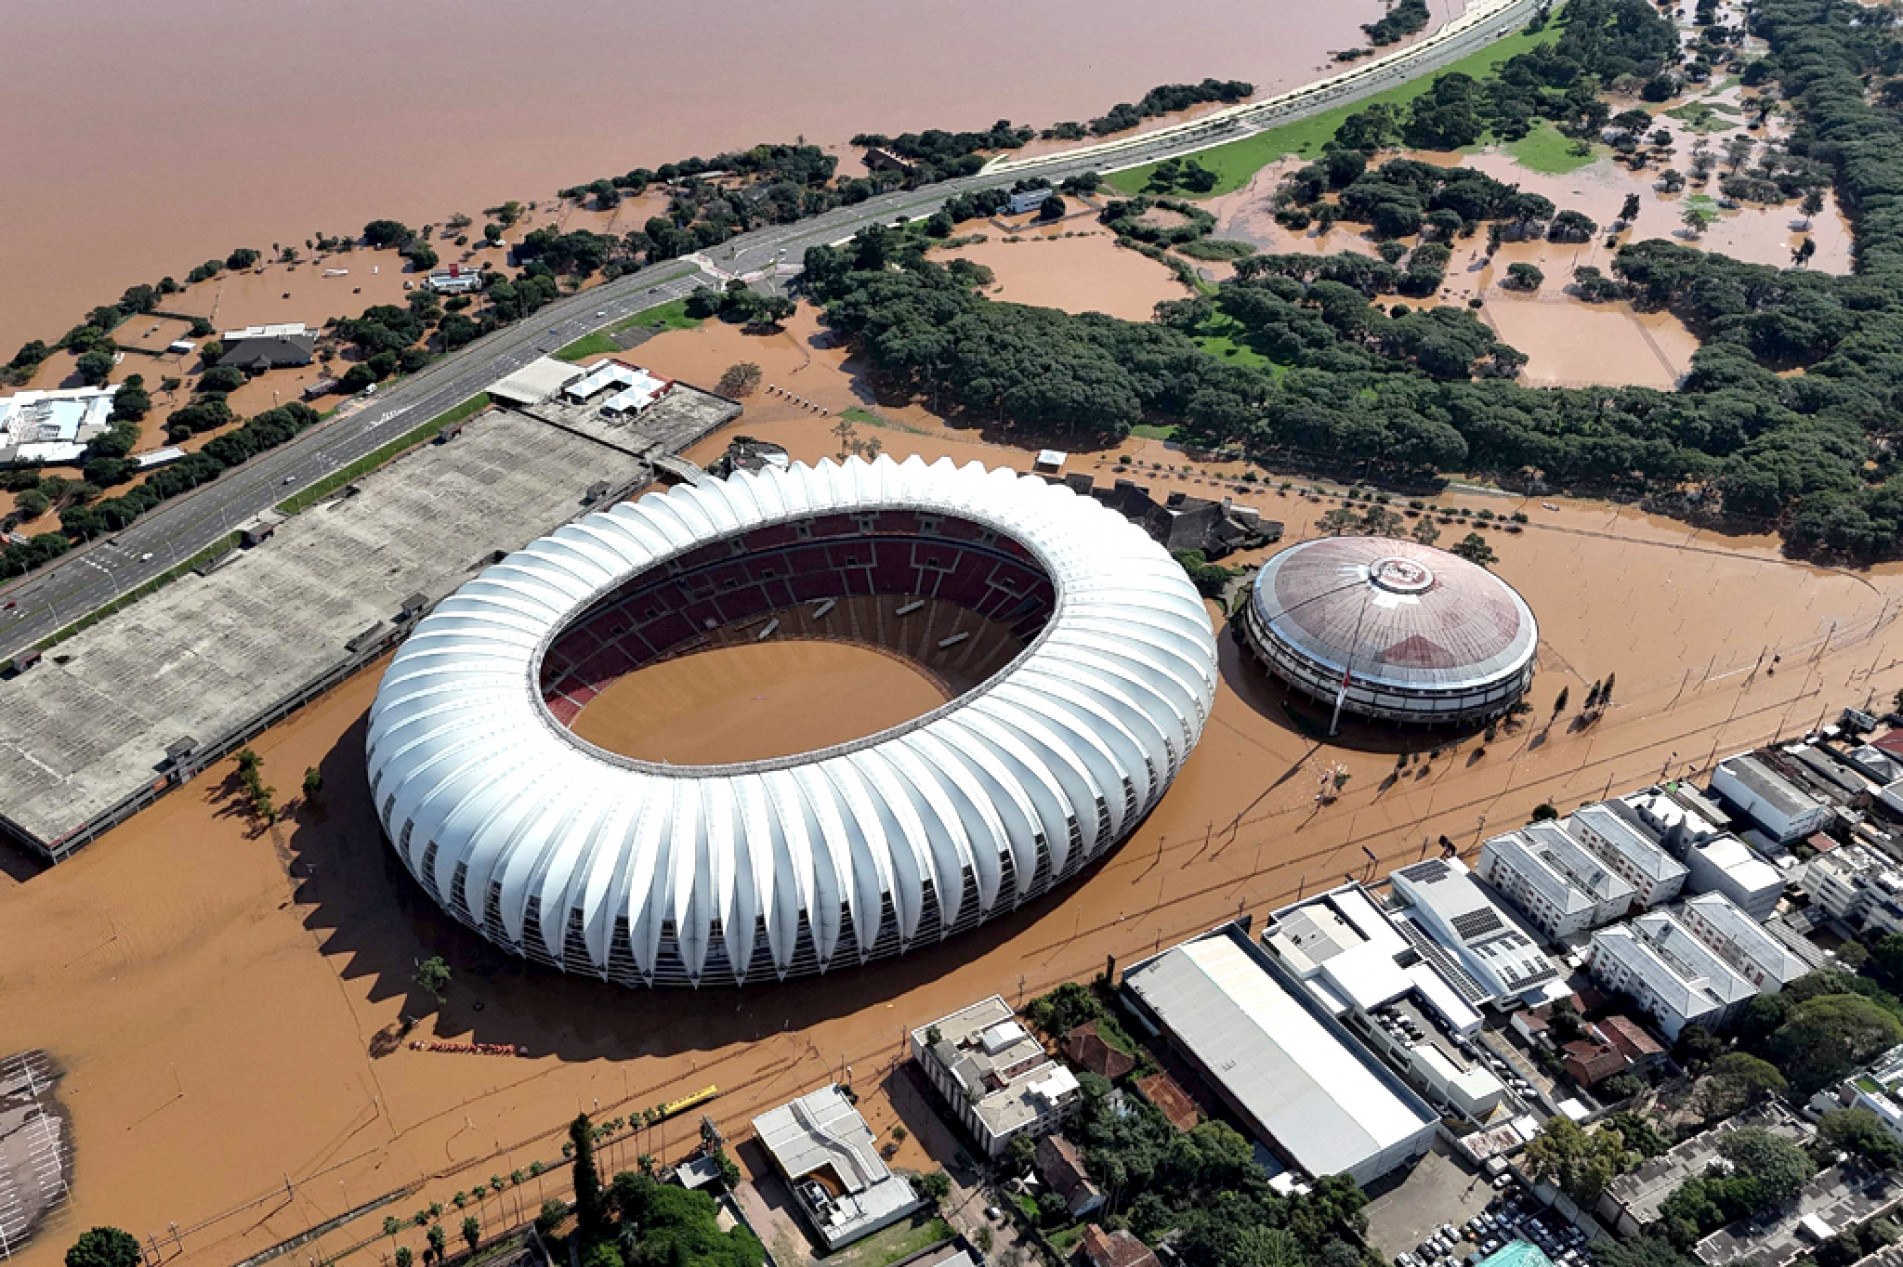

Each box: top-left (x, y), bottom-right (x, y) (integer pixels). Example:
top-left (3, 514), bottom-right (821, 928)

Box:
top-left (1478, 820), bottom-right (1636, 941)
top-left (1813, 1044), bottom-right (1903, 1148)
top-left (1585, 910), bottom-right (1758, 1040)
top-left (1123, 925), bottom-right (1439, 1185)
top-left (563, 359), bottom-right (674, 415)
top-left (1712, 754), bottom-right (1833, 846)
top-left (1261, 885), bottom-right (1504, 1120)
top-left (425, 266), bottom-right (484, 294)
top-left (0, 385), bottom-right (119, 466)
top-left (1684, 834), bottom-right (1784, 920)
top-left (751, 1085), bottom-right (925, 1249)
top-left (1802, 843), bottom-right (1903, 939)
top-left (1622, 785), bottom-right (1727, 850)
top-left (1569, 802), bottom-right (1690, 907)
top-left (1388, 857), bottom-right (1565, 1008)
top-left (910, 996), bottom-right (1080, 1158)
top-left (1677, 892), bottom-right (1810, 991)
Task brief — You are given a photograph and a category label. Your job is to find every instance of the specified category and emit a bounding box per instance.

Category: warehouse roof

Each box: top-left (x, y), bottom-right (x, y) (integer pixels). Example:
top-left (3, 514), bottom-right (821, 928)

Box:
top-left (1123, 929), bottom-right (1435, 1180)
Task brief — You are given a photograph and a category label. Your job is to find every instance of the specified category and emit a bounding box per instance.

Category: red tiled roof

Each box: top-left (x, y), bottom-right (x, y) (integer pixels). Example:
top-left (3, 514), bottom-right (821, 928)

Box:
top-left (1598, 1014), bottom-right (1665, 1061)
top-left (1080, 1226), bottom-right (1161, 1267)
top-left (1135, 1072), bottom-right (1200, 1132)
top-left (1871, 730), bottom-right (1903, 758)
top-left (1065, 1022), bottom-right (1137, 1079)
top-left (1561, 1040), bottom-right (1628, 1087)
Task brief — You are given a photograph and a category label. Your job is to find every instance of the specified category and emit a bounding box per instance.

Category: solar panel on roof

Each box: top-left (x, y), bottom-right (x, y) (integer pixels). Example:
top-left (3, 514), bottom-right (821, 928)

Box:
top-left (1405, 859), bottom-right (1452, 882)
top-left (1450, 908), bottom-right (1504, 940)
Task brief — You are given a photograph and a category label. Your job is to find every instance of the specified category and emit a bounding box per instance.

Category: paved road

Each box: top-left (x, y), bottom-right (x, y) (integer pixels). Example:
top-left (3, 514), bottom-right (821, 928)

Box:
top-left (0, 0), bottom-right (1537, 663)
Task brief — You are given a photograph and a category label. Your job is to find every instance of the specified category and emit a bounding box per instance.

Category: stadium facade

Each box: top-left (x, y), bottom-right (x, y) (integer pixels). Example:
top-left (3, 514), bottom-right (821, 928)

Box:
top-left (366, 456), bottom-right (1218, 987)
top-left (1236, 536), bottom-right (1536, 726)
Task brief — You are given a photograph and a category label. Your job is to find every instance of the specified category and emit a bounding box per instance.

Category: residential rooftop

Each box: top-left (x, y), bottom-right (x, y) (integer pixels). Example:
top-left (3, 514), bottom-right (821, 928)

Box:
top-left (750, 1084), bottom-right (923, 1248)
top-left (1572, 802), bottom-right (1691, 885)
top-left (911, 996), bottom-right (1078, 1141)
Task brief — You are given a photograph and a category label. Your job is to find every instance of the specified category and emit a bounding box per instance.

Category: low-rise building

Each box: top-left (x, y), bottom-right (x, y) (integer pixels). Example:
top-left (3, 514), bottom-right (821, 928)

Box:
top-left (1078, 1225), bottom-right (1161, 1267)
top-left (563, 359), bottom-right (674, 416)
top-left (1685, 834), bottom-right (1785, 920)
top-left (1695, 1163), bottom-right (1903, 1267)
top-left (0, 385), bottom-right (119, 467)
top-left (1585, 910), bottom-right (1758, 1040)
top-left (750, 1084), bottom-right (926, 1249)
top-left (424, 265), bottom-right (484, 294)
top-left (910, 996), bottom-right (1080, 1158)
top-left (1388, 857), bottom-right (1565, 1008)
top-left (1677, 892), bottom-right (1810, 991)
top-left (1037, 1134), bottom-right (1104, 1218)
top-left (1713, 754), bottom-right (1834, 846)
top-left (1134, 1072), bottom-right (1199, 1133)
top-left (1478, 820), bottom-right (1636, 940)
top-left (1812, 1044), bottom-right (1903, 1148)
top-left (217, 322), bottom-right (316, 371)
top-left (1598, 1102), bottom-right (1811, 1236)
top-left (1802, 843), bottom-right (1903, 939)
top-left (1063, 1022), bottom-right (1136, 1080)
top-left (1121, 923), bottom-right (1439, 1185)
top-left (1570, 802), bottom-right (1690, 907)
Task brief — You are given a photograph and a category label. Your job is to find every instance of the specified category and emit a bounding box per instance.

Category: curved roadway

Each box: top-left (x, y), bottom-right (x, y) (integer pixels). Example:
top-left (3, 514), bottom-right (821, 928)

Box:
top-left (0, 0), bottom-right (1537, 664)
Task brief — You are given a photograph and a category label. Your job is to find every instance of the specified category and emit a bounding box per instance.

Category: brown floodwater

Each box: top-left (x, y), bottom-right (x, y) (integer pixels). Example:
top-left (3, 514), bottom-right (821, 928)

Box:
top-left (3, 312), bottom-right (1900, 1267)
top-left (936, 227), bottom-right (1189, 320)
top-left (569, 640), bottom-right (949, 764)
top-left (0, 0), bottom-right (1468, 357)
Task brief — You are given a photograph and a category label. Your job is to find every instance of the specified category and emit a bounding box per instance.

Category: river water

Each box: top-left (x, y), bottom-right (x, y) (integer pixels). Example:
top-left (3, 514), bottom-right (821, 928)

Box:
top-left (0, 0), bottom-right (1463, 355)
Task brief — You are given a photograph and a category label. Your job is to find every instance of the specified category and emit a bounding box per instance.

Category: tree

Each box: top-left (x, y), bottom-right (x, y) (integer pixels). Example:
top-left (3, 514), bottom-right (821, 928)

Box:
top-left (1036, 193), bottom-right (1069, 221)
top-left (1553, 686), bottom-right (1570, 715)
top-left (1503, 262), bottom-right (1545, 291)
top-left (426, 1225), bottom-right (447, 1259)
top-left (1450, 532), bottom-right (1498, 567)
top-left (1718, 1127), bottom-right (1813, 1206)
top-left (75, 351), bottom-right (115, 386)
top-left (715, 362), bottom-right (762, 397)
top-left (1695, 1052), bottom-right (1787, 1120)
top-left (915, 1170), bottom-right (952, 1205)
top-left (1410, 516), bottom-right (1441, 546)
top-left (414, 955), bottom-right (453, 1004)
top-left (1682, 206), bottom-right (1714, 238)
top-left (1317, 506), bottom-right (1361, 535)
top-left (1766, 993), bottom-right (1903, 1094)
top-left (534, 1199), bottom-right (569, 1236)
top-left (1818, 1108), bottom-right (1903, 1169)
top-left (570, 1113), bottom-right (608, 1246)
top-left (1523, 1117), bottom-right (1636, 1204)
top-left (1597, 1235), bottom-right (1697, 1267)
top-left (1005, 1132), bottom-right (1038, 1175)
top-left (1532, 803), bottom-right (1559, 820)
top-left (754, 295), bottom-right (797, 328)
top-left (65, 1228), bottom-right (141, 1267)
top-left (303, 766), bottom-right (323, 802)
top-left (396, 1250), bottom-right (414, 1267)
top-left (462, 1216), bottom-right (481, 1252)
top-left (1801, 187), bottom-right (1826, 226)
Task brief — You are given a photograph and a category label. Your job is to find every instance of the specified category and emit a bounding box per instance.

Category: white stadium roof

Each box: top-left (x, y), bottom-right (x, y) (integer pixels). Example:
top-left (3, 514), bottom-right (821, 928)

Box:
top-left (366, 455), bottom-right (1218, 986)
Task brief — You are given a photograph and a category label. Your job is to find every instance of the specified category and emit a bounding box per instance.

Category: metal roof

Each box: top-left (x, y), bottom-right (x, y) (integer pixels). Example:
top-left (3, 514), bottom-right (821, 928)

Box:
top-left (1248, 537), bottom-right (1536, 693)
top-left (1124, 931), bottom-right (1435, 1179)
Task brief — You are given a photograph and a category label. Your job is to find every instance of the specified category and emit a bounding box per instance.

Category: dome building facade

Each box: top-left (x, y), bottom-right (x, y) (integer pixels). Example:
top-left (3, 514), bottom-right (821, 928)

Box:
top-left (366, 456), bottom-right (1218, 987)
top-left (1237, 536), bottom-right (1536, 726)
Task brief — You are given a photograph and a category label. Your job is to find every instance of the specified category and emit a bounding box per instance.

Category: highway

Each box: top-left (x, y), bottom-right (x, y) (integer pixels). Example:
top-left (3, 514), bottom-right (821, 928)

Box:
top-left (0, 0), bottom-right (1538, 663)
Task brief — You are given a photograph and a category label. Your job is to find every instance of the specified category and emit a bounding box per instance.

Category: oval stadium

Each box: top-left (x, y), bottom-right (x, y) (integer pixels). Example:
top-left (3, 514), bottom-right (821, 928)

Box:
top-left (1236, 536), bottom-right (1536, 726)
top-left (365, 455), bottom-right (1218, 987)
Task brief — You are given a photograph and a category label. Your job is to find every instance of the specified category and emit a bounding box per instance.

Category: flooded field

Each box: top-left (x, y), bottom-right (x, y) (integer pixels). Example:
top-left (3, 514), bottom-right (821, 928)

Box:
top-left (2, 300), bottom-right (1898, 1267)
top-left (570, 640), bottom-right (948, 764)
top-left (0, 0), bottom-right (1467, 357)
top-left (935, 228), bottom-right (1189, 320)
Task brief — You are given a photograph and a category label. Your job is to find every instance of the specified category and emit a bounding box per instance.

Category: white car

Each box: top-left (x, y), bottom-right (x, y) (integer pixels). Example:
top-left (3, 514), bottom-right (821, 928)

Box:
top-left (140, 551), bottom-right (154, 561)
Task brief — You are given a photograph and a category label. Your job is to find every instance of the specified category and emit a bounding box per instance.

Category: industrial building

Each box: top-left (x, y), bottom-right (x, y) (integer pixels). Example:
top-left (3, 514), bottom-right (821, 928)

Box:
top-left (0, 385), bottom-right (119, 467)
top-left (1712, 754), bottom-right (1833, 847)
top-left (1388, 857), bottom-right (1565, 1008)
top-left (1122, 923), bottom-right (1439, 1185)
top-left (1685, 835), bottom-right (1785, 920)
top-left (910, 996), bottom-right (1081, 1158)
top-left (1477, 820), bottom-right (1636, 941)
top-left (750, 1085), bottom-right (924, 1249)
top-left (1236, 537), bottom-right (1538, 727)
top-left (1568, 801), bottom-right (1690, 907)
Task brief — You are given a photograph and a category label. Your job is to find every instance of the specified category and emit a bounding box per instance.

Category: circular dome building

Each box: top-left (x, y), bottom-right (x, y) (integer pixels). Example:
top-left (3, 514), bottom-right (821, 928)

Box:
top-left (365, 455), bottom-right (1218, 987)
top-left (1237, 536), bottom-right (1536, 726)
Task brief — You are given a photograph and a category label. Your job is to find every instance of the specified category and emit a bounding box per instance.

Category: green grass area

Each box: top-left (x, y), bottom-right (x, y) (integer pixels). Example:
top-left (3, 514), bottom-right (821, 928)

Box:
top-left (825, 1216), bottom-right (953, 1267)
top-left (1502, 120), bottom-right (1603, 174)
top-left (1664, 99), bottom-right (1743, 133)
top-left (554, 296), bottom-right (701, 361)
top-left (1108, 24), bottom-right (1562, 198)
top-left (276, 393), bottom-right (491, 516)
top-left (1857, 1075), bottom-right (1885, 1094)
top-left (1184, 313), bottom-right (1285, 373)
top-left (1049, 1225), bottom-right (1090, 1256)
top-left (1129, 423), bottom-right (1180, 440)
top-left (840, 406), bottom-right (886, 427)
top-left (4, 531), bottom-right (245, 672)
